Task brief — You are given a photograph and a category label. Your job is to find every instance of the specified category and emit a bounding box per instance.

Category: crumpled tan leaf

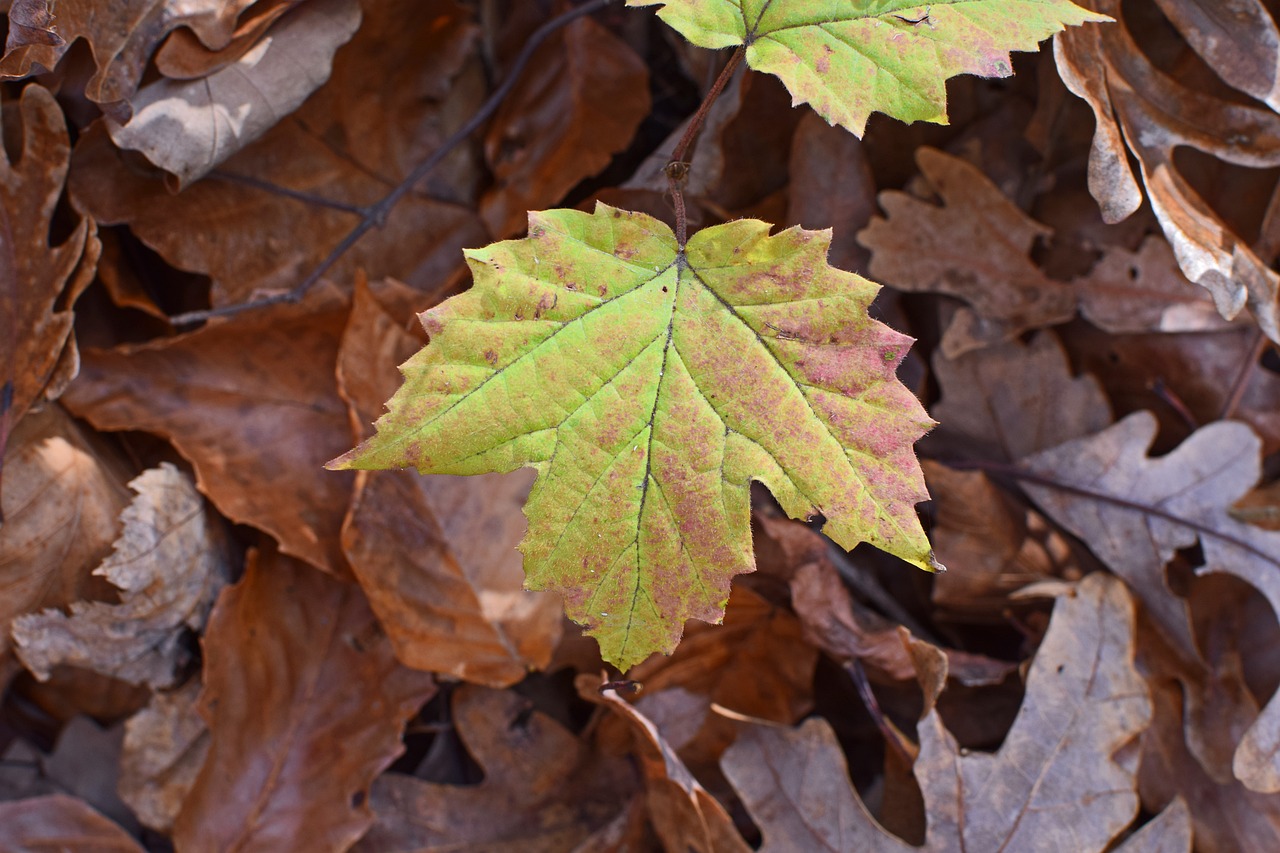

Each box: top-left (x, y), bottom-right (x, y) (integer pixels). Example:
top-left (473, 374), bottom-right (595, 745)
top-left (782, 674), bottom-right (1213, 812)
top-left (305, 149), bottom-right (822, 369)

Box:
top-left (858, 147), bottom-right (1075, 357)
top-left (357, 685), bottom-right (636, 852)
top-left (12, 463), bottom-right (230, 688)
top-left (1023, 412), bottom-right (1280, 792)
top-left (119, 680), bottom-right (209, 834)
top-left (0, 0), bottom-right (256, 119)
top-left (723, 573), bottom-right (1150, 852)
top-left (173, 546), bottom-right (436, 853)
top-left (106, 0), bottom-right (362, 188)
top-left (1055, 0), bottom-right (1280, 340)
top-left (1073, 236), bottom-right (1234, 334)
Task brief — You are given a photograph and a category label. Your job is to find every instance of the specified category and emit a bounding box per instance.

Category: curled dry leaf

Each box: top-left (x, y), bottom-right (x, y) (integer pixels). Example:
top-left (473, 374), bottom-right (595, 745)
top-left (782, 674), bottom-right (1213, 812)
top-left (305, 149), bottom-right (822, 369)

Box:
top-left (119, 680), bottom-right (209, 834)
top-left (0, 0), bottom-right (254, 118)
top-left (0, 405), bottom-right (131, 662)
top-left (357, 685), bottom-right (635, 852)
top-left (62, 289), bottom-right (355, 576)
top-left (1023, 412), bottom-right (1280, 792)
top-left (173, 547), bottom-right (436, 853)
top-left (337, 279), bottom-right (562, 685)
top-left (12, 463), bottom-right (230, 688)
top-left (583, 675), bottom-right (749, 853)
top-left (480, 16), bottom-right (650, 237)
top-left (0, 84), bottom-right (99, 505)
top-left (106, 0), bottom-right (362, 188)
top-left (0, 795), bottom-right (142, 852)
top-left (722, 573), bottom-right (1150, 852)
top-left (858, 148), bottom-right (1075, 357)
top-left (69, 0), bottom-right (485, 307)
top-left (930, 330), bottom-right (1111, 462)
top-left (1055, 0), bottom-right (1280, 340)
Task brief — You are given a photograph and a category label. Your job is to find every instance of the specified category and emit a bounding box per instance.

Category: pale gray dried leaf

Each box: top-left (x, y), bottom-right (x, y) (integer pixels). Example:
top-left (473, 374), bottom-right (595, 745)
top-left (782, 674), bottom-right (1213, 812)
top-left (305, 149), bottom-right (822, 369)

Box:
top-left (107, 0), bottom-right (361, 188)
top-left (1074, 236), bottom-right (1234, 334)
top-left (931, 331), bottom-right (1111, 461)
top-left (723, 574), bottom-right (1149, 852)
top-left (12, 463), bottom-right (230, 688)
top-left (1024, 413), bottom-right (1280, 792)
top-left (119, 680), bottom-right (209, 833)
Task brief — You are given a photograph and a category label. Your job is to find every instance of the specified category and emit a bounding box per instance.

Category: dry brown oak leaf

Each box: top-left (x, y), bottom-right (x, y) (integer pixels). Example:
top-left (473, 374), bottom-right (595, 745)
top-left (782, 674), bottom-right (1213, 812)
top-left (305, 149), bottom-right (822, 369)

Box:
top-left (0, 404), bottom-right (131, 663)
top-left (723, 573), bottom-right (1151, 852)
top-left (858, 147), bottom-right (1075, 358)
top-left (337, 278), bottom-right (562, 685)
top-left (356, 686), bottom-right (636, 852)
top-left (1023, 411), bottom-right (1280, 793)
top-left (172, 547), bottom-right (436, 853)
top-left (69, 0), bottom-right (486, 308)
top-left (12, 463), bottom-right (231, 689)
top-left (0, 84), bottom-right (100, 509)
top-left (62, 287), bottom-right (355, 576)
top-left (1056, 0), bottom-right (1280, 341)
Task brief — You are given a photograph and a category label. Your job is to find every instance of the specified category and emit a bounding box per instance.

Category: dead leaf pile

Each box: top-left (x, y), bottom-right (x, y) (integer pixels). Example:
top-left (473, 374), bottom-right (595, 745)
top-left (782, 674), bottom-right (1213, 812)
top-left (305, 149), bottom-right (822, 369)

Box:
top-left (3, 0), bottom-right (1280, 849)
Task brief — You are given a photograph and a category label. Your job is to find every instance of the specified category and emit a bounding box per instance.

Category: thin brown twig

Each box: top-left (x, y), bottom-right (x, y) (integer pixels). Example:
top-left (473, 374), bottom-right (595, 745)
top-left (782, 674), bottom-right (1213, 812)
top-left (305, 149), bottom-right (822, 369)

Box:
top-left (171, 0), bottom-right (615, 327)
top-left (666, 46), bottom-right (745, 247)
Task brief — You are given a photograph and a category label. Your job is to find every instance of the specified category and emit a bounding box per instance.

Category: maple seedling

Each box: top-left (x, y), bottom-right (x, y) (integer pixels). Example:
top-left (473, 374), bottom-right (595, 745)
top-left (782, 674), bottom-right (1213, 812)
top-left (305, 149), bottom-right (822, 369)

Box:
top-left (330, 0), bottom-right (1109, 670)
top-left (329, 205), bottom-right (935, 670)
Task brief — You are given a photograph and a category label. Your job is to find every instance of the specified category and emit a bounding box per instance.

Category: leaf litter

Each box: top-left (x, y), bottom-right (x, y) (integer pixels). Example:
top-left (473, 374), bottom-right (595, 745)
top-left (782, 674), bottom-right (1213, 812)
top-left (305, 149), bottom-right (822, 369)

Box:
top-left (3, 0), bottom-right (1280, 849)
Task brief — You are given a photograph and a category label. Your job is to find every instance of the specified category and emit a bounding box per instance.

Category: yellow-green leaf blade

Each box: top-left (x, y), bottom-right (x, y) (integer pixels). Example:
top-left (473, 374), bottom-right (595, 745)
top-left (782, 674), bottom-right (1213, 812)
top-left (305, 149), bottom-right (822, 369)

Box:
top-left (628, 0), bottom-right (1110, 135)
top-left (331, 203), bottom-right (935, 670)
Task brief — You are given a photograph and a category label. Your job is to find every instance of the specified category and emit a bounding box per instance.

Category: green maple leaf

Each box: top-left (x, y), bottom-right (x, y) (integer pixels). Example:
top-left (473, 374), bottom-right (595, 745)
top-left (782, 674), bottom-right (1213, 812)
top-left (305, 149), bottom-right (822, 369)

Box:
top-left (330, 204), bottom-right (935, 669)
top-left (626, 0), bottom-right (1110, 135)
